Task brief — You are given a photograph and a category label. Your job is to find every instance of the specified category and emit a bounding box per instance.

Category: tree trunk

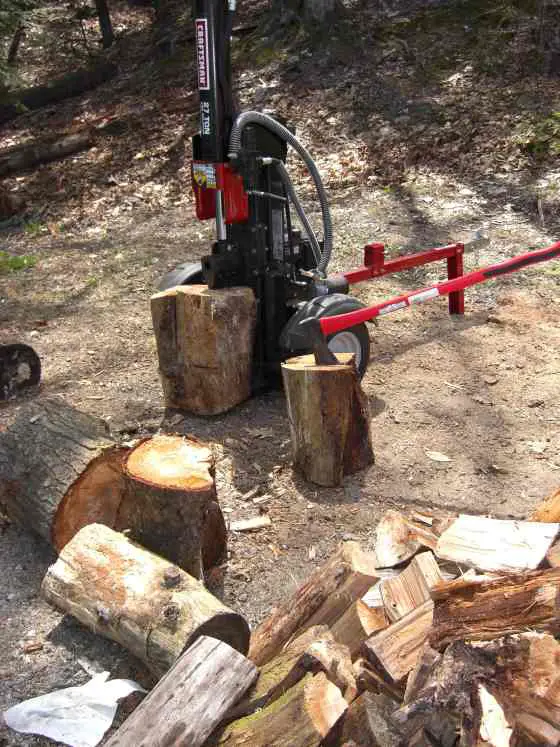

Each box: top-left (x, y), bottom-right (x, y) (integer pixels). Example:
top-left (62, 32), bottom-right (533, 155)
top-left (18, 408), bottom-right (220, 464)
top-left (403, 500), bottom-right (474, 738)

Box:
top-left (7, 24), bottom-right (25, 66)
top-left (0, 62), bottom-right (117, 125)
top-left (273, 0), bottom-right (336, 24)
top-left (42, 523), bottom-right (250, 677)
top-left (281, 353), bottom-right (374, 487)
top-left (94, 0), bottom-right (114, 48)
top-left (105, 636), bottom-right (258, 747)
top-left (151, 285), bottom-right (256, 415)
top-left (429, 568), bottom-right (560, 651)
top-left (211, 672), bottom-right (347, 746)
top-left (0, 397), bottom-right (125, 550)
top-left (0, 132), bottom-right (93, 178)
top-left (115, 434), bottom-right (223, 579)
top-left (248, 541), bottom-right (379, 666)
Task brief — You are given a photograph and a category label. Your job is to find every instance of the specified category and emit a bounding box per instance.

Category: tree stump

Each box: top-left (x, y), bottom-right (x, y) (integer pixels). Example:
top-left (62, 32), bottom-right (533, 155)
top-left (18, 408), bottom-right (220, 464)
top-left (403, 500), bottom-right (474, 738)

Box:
top-left (42, 523), bottom-right (250, 677)
top-left (116, 434), bottom-right (224, 579)
top-left (105, 636), bottom-right (258, 747)
top-left (281, 353), bottom-right (374, 486)
top-left (0, 397), bottom-right (125, 550)
top-left (151, 285), bottom-right (256, 415)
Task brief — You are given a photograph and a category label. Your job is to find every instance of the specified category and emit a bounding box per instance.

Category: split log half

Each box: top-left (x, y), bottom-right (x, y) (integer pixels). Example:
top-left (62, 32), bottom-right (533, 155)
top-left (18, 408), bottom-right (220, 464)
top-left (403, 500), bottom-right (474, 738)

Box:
top-left (430, 568), bottom-right (560, 650)
top-left (363, 599), bottom-right (434, 684)
top-left (115, 434), bottom-right (223, 578)
top-left (0, 397), bottom-right (125, 550)
top-left (281, 353), bottom-right (374, 487)
top-left (435, 514), bottom-right (559, 573)
top-left (248, 541), bottom-right (379, 666)
top-left (41, 523), bottom-right (250, 677)
top-left (151, 285), bottom-right (256, 415)
top-left (531, 487), bottom-right (560, 522)
top-left (380, 551), bottom-right (443, 623)
top-left (211, 672), bottom-right (347, 747)
top-left (0, 132), bottom-right (93, 178)
top-left (331, 600), bottom-right (388, 659)
top-left (105, 636), bottom-right (258, 747)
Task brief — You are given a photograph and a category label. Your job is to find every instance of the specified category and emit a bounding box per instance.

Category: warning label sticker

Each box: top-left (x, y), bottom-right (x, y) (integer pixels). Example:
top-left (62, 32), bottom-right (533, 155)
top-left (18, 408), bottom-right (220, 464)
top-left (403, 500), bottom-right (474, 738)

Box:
top-left (195, 19), bottom-right (210, 91)
top-left (378, 300), bottom-right (408, 316)
top-left (193, 163), bottom-right (217, 189)
top-left (409, 288), bottom-right (440, 304)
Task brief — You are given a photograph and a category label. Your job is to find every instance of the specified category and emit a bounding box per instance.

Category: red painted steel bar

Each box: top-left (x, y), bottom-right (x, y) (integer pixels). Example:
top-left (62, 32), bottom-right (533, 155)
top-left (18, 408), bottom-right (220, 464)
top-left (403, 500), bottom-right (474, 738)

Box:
top-left (344, 242), bottom-right (464, 284)
top-left (320, 242), bottom-right (560, 337)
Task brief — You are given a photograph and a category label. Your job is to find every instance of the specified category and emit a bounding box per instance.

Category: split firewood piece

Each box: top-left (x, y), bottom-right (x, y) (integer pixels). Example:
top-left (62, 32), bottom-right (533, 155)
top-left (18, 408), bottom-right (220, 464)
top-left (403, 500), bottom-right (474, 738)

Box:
top-left (546, 538), bottom-right (560, 568)
top-left (430, 568), bottom-right (560, 650)
top-left (331, 600), bottom-right (388, 658)
top-left (353, 657), bottom-right (406, 702)
top-left (115, 434), bottom-right (223, 579)
top-left (248, 541), bottom-right (379, 666)
top-left (374, 510), bottom-right (439, 568)
top-left (435, 514), bottom-right (559, 573)
top-left (334, 692), bottom-right (401, 747)
top-left (105, 636), bottom-right (257, 747)
top-left (42, 523), bottom-right (250, 677)
top-left (151, 285), bottom-right (256, 415)
top-left (211, 672), bottom-right (347, 746)
top-left (403, 643), bottom-right (441, 704)
top-left (380, 551), bottom-right (443, 623)
top-left (0, 397), bottom-right (127, 551)
top-left (530, 486), bottom-right (560, 522)
top-left (281, 353), bottom-right (374, 487)
top-left (363, 599), bottom-right (434, 684)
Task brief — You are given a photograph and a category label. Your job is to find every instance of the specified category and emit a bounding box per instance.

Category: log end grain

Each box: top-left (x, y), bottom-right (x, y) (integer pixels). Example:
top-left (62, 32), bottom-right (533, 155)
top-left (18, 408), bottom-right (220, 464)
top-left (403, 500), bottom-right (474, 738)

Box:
top-left (125, 434), bottom-right (213, 491)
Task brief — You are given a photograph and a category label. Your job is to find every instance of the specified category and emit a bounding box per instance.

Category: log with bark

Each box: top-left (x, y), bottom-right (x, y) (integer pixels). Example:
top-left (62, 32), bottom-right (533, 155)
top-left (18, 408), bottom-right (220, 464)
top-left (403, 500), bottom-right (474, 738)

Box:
top-left (0, 61), bottom-right (117, 125)
top-left (42, 523), bottom-right (250, 676)
top-left (0, 132), bottom-right (94, 178)
top-left (281, 353), bottom-right (374, 486)
top-left (430, 568), bottom-right (560, 651)
top-left (210, 672), bottom-right (347, 746)
top-left (105, 636), bottom-right (258, 747)
top-left (151, 285), bottom-right (256, 415)
top-left (335, 692), bottom-right (401, 747)
top-left (116, 433), bottom-right (222, 579)
top-left (0, 397), bottom-right (125, 550)
top-left (248, 541), bottom-right (379, 666)
top-left (435, 514), bottom-right (559, 573)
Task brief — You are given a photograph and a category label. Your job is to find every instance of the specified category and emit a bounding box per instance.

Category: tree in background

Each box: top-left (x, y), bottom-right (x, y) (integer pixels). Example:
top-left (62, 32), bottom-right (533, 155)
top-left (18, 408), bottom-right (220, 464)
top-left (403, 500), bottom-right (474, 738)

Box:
top-left (0, 0), bottom-right (33, 89)
top-left (94, 0), bottom-right (114, 48)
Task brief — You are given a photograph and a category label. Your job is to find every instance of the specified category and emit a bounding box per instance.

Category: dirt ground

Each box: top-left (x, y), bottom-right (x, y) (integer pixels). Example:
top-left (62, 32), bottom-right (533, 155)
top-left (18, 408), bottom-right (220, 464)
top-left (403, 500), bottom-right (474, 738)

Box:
top-left (1, 0), bottom-right (559, 744)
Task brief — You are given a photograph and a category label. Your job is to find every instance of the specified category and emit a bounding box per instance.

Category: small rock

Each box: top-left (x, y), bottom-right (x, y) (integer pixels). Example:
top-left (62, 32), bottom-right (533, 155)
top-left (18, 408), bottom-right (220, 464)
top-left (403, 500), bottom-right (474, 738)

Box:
top-left (527, 399), bottom-right (544, 408)
top-left (484, 376), bottom-right (499, 385)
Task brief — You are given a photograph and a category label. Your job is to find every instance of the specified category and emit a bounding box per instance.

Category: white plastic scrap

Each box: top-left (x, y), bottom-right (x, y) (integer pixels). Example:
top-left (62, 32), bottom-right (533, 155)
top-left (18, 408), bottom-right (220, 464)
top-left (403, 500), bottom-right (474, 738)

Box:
top-left (3, 671), bottom-right (146, 747)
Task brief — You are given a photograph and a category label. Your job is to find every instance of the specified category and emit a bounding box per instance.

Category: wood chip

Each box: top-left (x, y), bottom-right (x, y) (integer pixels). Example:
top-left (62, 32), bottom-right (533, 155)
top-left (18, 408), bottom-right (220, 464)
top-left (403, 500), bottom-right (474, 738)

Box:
top-left (230, 516), bottom-right (272, 532)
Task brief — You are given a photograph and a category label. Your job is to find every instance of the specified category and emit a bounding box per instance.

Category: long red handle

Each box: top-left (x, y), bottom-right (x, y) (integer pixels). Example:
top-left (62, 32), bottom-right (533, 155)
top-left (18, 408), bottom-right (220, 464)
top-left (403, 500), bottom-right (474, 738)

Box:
top-left (320, 242), bottom-right (560, 337)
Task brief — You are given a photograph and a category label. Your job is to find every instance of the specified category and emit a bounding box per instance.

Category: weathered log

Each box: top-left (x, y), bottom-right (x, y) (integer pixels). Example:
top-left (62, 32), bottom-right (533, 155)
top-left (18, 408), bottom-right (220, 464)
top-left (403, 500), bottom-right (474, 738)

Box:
top-left (531, 487), bottom-right (560, 522)
top-left (380, 551), bottom-right (442, 623)
top-left (151, 285), bottom-right (256, 415)
top-left (248, 541), bottom-right (379, 666)
top-left (0, 62), bottom-right (117, 124)
top-left (435, 514), bottom-right (559, 573)
top-left (0, 397), bottom-right (125, 551)
top-left (105, 636), bottom-right (257, 747)
top-left (115, 434), bottom-right (223, 578)
top-left (363, 600), bottom-right (434, 684)
top-left (331, 600), bottom-right (388, 659)
top-left (430, 568), bottom-right (560, 651)
top-left (0, 132), bottom-right (93, 178)
top-left (281, 353), bottom-right (374, 486)
top-left (42, 523), bottom-right (250, 677)
top-left (335, 692), bottom-right (401, 747)
top-left (211, 672), bottom-right (347, 746)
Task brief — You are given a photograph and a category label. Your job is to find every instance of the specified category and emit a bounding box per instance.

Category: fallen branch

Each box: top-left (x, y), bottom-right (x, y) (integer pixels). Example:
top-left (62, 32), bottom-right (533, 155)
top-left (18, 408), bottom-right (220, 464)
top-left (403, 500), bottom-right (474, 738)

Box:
top-left (0, 132), bottom-right (94, 178)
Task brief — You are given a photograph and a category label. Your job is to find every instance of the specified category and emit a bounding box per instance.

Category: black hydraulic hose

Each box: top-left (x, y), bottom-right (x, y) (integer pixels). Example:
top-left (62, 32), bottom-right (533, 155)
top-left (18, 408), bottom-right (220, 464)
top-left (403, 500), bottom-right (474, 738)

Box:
top-left (228, 111), bottom-right (333, 274)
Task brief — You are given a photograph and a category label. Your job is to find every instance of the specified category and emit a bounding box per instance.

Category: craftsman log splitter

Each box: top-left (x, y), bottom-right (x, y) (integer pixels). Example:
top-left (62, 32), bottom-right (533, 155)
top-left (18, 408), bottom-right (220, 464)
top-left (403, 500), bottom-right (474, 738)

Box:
top-left (159, 0), bottom-right (560, 384)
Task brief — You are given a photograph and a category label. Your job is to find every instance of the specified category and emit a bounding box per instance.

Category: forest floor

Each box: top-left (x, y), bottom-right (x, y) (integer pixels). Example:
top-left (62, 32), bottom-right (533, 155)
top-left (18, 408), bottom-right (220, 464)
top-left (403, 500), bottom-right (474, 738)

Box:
top-left (1, 0), bottom-right (559, 743)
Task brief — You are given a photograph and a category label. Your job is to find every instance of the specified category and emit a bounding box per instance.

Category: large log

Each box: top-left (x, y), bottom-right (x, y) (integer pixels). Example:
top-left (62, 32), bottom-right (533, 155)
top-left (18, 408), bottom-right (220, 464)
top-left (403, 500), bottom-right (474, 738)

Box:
top-left (211, 672), bottom-right (347, 746)
top-left (430, 568), bottom-right (560, 651)
top-left (0, 132), bottom-right (93, 178)
top-left (248, 541), bottom-right (379, 666)
top-left (0, 62), bottom-right (117, 124)
top-left (435, 514), bottom-right (559, 573)
top-left (0, 397), bottom-right (124, 550)
top-left (151, 285), bottom-right (256, 415)
top-left (363, 599), bottom-right (434, 684)
top-left (281, 353), bottom-right (374, 487)
top-left (115, 434), bottom-right (223, 578)
top-left (105, 636), bottom-right (258, 747)
top-left (42, 523), bottom-right (250, 677)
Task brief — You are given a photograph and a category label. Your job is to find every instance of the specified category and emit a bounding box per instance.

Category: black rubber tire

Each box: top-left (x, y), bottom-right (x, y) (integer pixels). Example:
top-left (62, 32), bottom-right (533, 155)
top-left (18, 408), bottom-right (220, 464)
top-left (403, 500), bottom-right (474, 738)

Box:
top-left (326, 323), bottom-right (370, 379)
